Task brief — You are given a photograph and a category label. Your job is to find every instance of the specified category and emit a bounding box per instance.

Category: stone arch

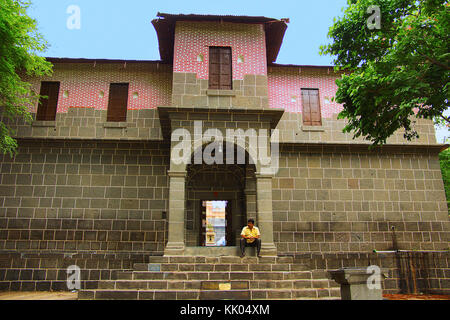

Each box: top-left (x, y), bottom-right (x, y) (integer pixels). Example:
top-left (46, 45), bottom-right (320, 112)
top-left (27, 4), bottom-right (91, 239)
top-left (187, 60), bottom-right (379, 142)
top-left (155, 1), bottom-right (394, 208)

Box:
top-left (169, 135), bottom-right (264, 173)
top-left (165, 138), bottom-right (277, 256)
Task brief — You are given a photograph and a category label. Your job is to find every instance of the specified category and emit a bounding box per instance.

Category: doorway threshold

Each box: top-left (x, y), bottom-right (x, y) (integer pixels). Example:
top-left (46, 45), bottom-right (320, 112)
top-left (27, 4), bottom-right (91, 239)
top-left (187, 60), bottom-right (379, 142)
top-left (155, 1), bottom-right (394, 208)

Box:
top-left (184, 246), bottom-right (256, 257)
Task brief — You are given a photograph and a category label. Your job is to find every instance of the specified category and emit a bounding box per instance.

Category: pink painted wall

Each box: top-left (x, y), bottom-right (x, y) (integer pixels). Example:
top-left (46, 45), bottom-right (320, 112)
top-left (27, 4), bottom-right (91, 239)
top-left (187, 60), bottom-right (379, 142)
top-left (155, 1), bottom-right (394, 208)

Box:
top-left (26, 63), bottom-right (345, 117)
top-left (268, 67), bottom-right (344, 118)
top-left (26, 63), bottom-right (172, 113)
top-left (173, 21), bottom-right (267, 79)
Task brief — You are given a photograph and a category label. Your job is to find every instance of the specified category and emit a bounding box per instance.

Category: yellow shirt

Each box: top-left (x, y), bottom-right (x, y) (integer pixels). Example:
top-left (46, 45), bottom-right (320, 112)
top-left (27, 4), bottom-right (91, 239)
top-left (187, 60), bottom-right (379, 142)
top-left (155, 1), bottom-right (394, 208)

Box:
top-left (241, 226), bottom-right (260, 243)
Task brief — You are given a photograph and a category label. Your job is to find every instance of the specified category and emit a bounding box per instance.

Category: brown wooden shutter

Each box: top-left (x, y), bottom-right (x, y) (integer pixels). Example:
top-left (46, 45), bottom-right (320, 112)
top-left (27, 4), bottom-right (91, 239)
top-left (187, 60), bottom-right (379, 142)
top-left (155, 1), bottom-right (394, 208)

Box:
top-left (209, 47), bottom-right (232, 90)
top-left (209, 47), bottom-right (220, 89)
top-left (301, 89), bottom-right (322, 126)
top-left (219, 47), bottom-right (232, 90)
top-left (36, 82), bottom-right (60, 121)
top-left (107, 83), bottom-right (129, 122)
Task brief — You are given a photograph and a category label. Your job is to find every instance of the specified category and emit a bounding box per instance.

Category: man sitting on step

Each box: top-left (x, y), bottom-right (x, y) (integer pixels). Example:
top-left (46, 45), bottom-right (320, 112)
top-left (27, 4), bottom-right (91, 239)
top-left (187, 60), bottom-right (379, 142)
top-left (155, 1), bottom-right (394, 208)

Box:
top-left (240, 219), bottom-right (261, 258)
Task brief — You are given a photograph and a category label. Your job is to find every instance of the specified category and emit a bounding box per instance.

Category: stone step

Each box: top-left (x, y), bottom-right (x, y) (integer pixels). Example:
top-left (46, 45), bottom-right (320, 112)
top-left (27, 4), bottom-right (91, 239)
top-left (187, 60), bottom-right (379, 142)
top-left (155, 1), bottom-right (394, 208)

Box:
top-left (97, 280), bottom-right (249, 290)
top-left (252, 288), bottom-right (341, 300)
top-left (251, 279), bottom-right (338, 289)
top-left (78, 288), bottom-right (341, 300)
top-left (146, 256), bottom-right (294, 265)
top-left (127, 270), bottom-right (326, 281)
top-left (201, 280), bottom-right (249, 290)
top-left (78, 289), bottom-right (197, 300)
top-left (183, 246), bottom-right (266, 257)
top-left (96, 279), bottom-right (338, 290)
top-left (133, 262), bottom-right (309, 272)
top-left (115, 269), bottom-right (334, 283)
top-left (199, 290), bottom-right (250, 300)
top-left (77, 254), bottom-right (340, 300)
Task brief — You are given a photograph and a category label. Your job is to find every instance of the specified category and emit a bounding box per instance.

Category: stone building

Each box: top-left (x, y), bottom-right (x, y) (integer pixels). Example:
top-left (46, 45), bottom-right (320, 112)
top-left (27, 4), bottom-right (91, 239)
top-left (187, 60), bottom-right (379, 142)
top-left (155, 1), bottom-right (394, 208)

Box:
top-left (0, 13), bottom-right (448, 298)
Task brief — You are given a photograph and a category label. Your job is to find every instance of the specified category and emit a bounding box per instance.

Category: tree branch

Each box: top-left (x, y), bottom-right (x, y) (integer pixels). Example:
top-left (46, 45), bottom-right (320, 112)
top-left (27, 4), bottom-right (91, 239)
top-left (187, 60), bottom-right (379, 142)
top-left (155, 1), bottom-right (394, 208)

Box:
top-left (440, 113), bottom-right (450, 124)
top-left (421, 54), bottom-right (450, 70)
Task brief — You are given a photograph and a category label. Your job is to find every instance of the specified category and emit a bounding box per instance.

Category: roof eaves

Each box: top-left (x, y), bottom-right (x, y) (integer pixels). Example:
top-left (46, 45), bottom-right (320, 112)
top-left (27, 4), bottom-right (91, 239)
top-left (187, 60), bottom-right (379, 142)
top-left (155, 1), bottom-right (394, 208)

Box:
top-left (152, 12), bottom-right (289, 64)
top-left (45, 57), bottom-right (169, 64)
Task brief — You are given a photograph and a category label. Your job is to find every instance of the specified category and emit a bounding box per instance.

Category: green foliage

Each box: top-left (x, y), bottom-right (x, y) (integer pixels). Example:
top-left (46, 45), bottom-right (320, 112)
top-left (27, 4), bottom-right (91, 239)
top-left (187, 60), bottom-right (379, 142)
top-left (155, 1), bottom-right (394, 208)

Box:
top-left (0, 0), bottom-right (52, 156)
top-left (320, 0), bottom-right (449, 146)
top-left (439, 147), bottom-right (450, 214)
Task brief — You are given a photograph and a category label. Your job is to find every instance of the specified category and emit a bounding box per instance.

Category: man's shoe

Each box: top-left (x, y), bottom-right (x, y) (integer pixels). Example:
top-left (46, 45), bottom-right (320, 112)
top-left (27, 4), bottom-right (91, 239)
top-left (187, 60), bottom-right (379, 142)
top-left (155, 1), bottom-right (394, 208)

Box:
top-left (240, 253), bottom-right (245, 258)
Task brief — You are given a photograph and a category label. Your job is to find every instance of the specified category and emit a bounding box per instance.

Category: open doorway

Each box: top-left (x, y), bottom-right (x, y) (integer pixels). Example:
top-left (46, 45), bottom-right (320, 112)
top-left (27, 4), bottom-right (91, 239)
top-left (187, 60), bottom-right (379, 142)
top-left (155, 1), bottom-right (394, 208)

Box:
top-left (185, 142), bottom-right (256, 248)
top-left (199, 200), bottom-right (232, 247)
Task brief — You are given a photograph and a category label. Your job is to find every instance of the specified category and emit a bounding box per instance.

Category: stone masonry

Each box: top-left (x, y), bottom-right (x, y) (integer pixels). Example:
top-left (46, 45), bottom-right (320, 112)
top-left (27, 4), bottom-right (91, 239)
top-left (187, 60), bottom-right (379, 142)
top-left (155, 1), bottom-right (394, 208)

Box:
top-left (0, 13), bottom-right (448, 297)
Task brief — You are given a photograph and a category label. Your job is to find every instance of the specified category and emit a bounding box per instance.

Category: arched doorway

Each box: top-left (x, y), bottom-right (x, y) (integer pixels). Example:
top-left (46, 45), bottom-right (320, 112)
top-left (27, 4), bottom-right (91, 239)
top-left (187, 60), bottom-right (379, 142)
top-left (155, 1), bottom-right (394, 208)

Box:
top-left (185, 142), bottom-right (256, 248)
top-left (164, 139), bottom-right (277, 257)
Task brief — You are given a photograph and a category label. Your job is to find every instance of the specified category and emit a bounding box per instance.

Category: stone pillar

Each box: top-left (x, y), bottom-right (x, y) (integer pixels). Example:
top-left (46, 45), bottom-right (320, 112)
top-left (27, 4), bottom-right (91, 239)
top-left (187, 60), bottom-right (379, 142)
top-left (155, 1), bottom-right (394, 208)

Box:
top-left (329, 268), bottom-right (388, 300)
top-left (244, 167), bottom-right (257, 222)
top-left (255, 173), bottom-right (277, 256)
top-left (244, 189), bottom-right (257, 221)
top-left (164, 170), bottom-right (187, 256)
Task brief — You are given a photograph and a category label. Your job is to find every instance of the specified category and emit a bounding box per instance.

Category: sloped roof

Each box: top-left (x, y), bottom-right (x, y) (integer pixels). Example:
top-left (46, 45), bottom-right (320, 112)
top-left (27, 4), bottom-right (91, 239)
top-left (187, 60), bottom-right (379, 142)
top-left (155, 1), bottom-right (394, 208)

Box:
top-left (45, 57), bottom-right (169, 64)
top-left (151, 12), bottom-right (289, 64)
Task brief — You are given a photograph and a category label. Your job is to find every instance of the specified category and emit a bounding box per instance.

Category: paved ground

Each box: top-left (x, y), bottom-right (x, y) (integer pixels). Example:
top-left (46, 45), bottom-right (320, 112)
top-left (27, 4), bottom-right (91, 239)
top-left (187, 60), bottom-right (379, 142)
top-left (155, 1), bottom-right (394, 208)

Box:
top-left (0, 292), bottom-right (78, 300)
top-left (383, 294), bottom-right (450, 300)
top-left (0, 291), bottom-right (449, 300)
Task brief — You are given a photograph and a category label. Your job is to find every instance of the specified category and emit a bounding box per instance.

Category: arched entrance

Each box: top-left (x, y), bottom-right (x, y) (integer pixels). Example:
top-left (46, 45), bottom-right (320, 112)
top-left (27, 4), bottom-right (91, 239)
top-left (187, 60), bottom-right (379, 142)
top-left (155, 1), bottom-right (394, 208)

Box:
top-left (164, 140), bottom-right (277, 257)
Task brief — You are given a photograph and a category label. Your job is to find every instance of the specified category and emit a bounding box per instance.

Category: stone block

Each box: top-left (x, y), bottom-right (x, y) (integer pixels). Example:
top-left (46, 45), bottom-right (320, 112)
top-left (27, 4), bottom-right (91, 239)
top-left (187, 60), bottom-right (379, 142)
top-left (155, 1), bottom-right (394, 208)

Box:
top-left (200, 290), bottom-right (250, 300)
top-left (173, 72), bottom-right (186, 83)
top-left (243, 75), bottom-right (256, 86)
top-left (255, 75), bottom-right (268, 86)
top-left (172, 83), bottom-right (185, 95)
top-left (185, 73), bottom-right (197, 84)
top-left (329, 268), bottom-right (387, 300)
top-left (95, 290), bottom-right (138, 300)
top-left (267, 290), bottom-right (291, 299)
top-left (243, 86), bottom-right (256, 97)
top-left (185, 84), bottom-right (200, 95)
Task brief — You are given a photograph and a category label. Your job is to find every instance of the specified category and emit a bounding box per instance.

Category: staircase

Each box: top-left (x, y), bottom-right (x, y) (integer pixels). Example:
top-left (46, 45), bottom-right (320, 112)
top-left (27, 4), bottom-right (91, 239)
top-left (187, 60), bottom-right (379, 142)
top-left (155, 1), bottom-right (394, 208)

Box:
top-left (78, 255), bottom-right (340, 300)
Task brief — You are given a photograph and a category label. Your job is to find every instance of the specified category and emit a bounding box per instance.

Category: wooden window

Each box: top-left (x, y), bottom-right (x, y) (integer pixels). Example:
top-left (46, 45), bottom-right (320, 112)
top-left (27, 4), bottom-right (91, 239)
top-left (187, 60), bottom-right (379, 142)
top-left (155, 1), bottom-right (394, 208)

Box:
top-left (209, 47), bottom-right (232, 90)
top-left (107, 83), bottom-right (129, 122)
top-left (301, 89), bottom-right (322, 126)
top-left (36, 82), bottom-right (60, 121)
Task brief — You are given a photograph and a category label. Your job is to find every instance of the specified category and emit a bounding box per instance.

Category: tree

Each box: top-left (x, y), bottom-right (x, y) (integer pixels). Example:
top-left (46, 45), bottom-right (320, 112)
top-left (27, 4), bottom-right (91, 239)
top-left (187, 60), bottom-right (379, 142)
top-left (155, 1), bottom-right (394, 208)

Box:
top-left (0, 0), bottom-right (52, 156)
top-left (320, 0), bottom-right (449, 145)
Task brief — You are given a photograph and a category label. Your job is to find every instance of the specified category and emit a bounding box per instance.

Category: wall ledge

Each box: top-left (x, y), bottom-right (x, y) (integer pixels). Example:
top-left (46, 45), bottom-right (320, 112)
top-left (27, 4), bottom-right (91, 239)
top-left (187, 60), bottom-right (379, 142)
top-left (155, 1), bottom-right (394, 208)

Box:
top-left (32, 121), bottom-right (56, 128)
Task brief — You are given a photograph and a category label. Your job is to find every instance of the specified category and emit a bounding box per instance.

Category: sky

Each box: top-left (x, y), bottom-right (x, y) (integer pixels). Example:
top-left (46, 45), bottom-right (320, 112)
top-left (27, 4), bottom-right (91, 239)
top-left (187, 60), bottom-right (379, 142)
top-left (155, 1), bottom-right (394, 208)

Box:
top-left (28, 0), bottom-right (347, 65)
top-left (27, 0), bottom-right (448, 142)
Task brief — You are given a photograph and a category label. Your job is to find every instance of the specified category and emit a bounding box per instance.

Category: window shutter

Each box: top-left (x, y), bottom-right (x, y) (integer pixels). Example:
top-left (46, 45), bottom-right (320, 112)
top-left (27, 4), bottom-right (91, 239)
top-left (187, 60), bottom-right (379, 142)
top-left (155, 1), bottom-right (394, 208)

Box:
top-left (107, 83), bottom-right (129, 122)
top-left (209, 47), bottom-right (220, 90)
top-left (301, 89), bottom-right (322, 126)
top-left (36, 82), bottom-right (60, 121)
top-left (219, 47), bottom-right (232, 90)
top-left (209, 47), bottom-right (232, 90)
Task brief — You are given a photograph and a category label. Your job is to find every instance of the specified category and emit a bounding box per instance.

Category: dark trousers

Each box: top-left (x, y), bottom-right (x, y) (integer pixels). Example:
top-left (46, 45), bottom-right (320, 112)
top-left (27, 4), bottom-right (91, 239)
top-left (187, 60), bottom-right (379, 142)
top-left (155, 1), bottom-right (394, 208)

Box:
top-left (240, 238), bottom-right (261, 256)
